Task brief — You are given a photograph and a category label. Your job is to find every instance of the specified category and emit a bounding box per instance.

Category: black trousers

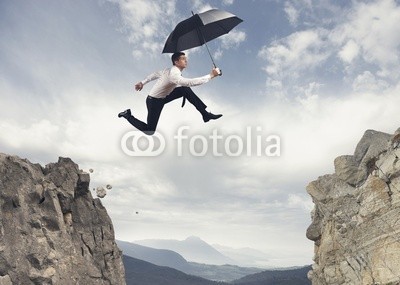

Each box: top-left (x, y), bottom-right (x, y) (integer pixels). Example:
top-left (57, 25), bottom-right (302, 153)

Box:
top-left (127, 87), bottom-right (207, 135)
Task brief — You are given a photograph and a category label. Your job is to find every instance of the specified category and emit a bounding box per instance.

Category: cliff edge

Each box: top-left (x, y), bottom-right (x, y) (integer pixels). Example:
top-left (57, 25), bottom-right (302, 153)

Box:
top-left (306, 128), bottom-right (400, 284)
top-left (0, 154), bottom-right (126, 285)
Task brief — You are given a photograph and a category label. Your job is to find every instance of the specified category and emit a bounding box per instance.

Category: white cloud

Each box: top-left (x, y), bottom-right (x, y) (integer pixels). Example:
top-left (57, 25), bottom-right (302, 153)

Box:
top-left (191, 0), bottom-right (213, 13)
top-left (260, 0), bottom-right (400, 98)
top-left (284, 1), bottom-right (299, 26)
top-left (259, 30), bottom-right (328, 77)
top-left (294, 82), bottom-right (322, 113)
top-left (288, 194), bottom-right (314, 211)
top-left (220, 29), bottom-right (246, 49)
top-left (352, 71), bottom-right (390, 93)
top-left (235, 84), bottom-right (400, 189)
top-left (338, 39), bottom-right (359, 64)
top-left (213, 29), bottom-right (246, 59)
top-left (109, 0), bottom-right (179, 57)
top-left (332, 0), bottom-right (400, 78)
top-left (213, 48), bottom-right (223, 60)
top-left (222, 0), bottom-right (234, 6)
top-left (284, 0), bottom-right (337, 27)
top-left (0, 119), bottom-right (60, 151)
top-left (258, 29), bottom-right (329, 96)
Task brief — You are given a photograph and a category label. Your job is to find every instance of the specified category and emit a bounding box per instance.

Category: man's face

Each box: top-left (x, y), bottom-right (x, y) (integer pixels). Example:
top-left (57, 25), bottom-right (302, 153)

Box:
top-left (174, 55), bottom-right (188, 69)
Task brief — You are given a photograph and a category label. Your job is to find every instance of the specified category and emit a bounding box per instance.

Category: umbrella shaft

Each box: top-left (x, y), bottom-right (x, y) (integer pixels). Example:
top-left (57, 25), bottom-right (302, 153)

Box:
top-left (191, 11), bottom-right (216, 68)
top-left (204, 41), bottom-right (216, 68)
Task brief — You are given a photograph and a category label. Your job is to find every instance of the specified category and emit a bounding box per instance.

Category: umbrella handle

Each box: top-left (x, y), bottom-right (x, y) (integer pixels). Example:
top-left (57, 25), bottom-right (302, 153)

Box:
top-left (215, 66), bottom-right (222, 76)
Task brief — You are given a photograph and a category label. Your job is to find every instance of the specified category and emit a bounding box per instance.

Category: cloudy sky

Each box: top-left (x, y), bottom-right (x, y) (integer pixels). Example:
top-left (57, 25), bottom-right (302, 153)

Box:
top-left (2, 0), bottom-right (400, 267)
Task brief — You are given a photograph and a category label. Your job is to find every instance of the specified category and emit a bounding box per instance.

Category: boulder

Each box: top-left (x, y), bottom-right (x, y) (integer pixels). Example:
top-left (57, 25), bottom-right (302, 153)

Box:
top-left (306, 128), bottom-right (400, 284)
top-left (0, 154), bottom-right (126, 285)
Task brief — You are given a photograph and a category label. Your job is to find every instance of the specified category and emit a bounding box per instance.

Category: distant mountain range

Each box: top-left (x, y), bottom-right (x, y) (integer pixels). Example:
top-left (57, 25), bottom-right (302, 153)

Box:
top-left (233, 266), bottom-right (312, 285)
top-left (117, 240), bottom-right (262, 282)
top-left (133, 236), bottom-right (275, 268)
top-left (123, 255), bottom-right (228, 285)
top-left (212, 244), bottom-right (272, 268)
top-left (122, 254), bottom-right (311, 285)
top-left (117, 241), bottom-right (191, 272)
top-left (118, 238), bottom-right (311, 284)
top-left (134, 236), bottom-right (235, 265)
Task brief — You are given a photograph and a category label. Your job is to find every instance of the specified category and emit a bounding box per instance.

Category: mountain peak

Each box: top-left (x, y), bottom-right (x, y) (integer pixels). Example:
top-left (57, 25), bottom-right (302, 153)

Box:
top-left (185, 236), bottom-right (203, 242)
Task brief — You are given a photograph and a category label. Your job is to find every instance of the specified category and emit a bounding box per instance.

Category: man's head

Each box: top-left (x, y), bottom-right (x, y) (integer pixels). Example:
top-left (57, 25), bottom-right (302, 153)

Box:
top-left (171, 52), bottom-right (187, 70)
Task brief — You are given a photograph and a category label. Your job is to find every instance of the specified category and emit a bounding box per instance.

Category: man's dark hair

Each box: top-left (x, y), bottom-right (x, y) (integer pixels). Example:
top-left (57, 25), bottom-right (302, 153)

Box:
top-left (171, 52), bottom-right (185, 65)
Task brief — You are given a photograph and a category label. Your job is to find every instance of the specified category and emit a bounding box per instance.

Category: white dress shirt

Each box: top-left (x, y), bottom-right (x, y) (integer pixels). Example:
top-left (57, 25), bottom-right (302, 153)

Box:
top-left (141, 66), bottom-right (211, 98)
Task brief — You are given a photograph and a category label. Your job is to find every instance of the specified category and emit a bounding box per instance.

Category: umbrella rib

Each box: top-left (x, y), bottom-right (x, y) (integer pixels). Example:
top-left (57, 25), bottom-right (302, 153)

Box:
top-left (214, 19), bottom-right (231, 34)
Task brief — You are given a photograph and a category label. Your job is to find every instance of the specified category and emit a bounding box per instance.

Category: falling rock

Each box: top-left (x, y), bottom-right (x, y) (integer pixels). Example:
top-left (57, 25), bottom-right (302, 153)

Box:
top-left (96, 186), bottom-right (107, 198)
top-left (307, 128), bottom-right (400, 284)
top-left (0, 154), bottom-right (126, 285)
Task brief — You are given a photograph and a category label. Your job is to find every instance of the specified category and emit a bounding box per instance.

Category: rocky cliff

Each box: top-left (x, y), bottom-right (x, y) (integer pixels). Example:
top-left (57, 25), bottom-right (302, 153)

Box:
top-left (0, 154), bottom-right (126, 285)
top-left (306, 128), bottom-right (400, 285)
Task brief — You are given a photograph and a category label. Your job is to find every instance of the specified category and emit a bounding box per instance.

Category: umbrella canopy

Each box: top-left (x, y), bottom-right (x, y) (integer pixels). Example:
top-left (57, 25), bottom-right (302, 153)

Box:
top-left (162, 9), bottom-right (243, 65)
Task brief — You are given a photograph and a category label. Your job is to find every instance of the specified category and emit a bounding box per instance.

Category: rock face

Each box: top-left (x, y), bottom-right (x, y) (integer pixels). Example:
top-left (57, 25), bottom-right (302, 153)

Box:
top-left (0, 154), bottom-right (126, 285)
top-left (306, 129), bottom-right (400, 285)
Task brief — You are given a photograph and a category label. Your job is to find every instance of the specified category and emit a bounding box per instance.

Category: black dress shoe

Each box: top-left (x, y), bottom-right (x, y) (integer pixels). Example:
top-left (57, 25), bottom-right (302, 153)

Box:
top-left (118, 109), bottom-right (131, 118)
top-left (203, 112), bottom-right (223, 122)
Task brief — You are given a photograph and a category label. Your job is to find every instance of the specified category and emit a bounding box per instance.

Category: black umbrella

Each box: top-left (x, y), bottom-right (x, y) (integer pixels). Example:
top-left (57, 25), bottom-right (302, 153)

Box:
top-left (162, 9), bottom-right (243, 68)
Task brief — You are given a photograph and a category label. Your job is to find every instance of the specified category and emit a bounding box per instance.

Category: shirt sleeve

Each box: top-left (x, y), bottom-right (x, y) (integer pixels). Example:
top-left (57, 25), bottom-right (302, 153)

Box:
top-left (168, 67), bottom-right (211, 87)
top-left (141, 70), bottom-right (163, 85)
